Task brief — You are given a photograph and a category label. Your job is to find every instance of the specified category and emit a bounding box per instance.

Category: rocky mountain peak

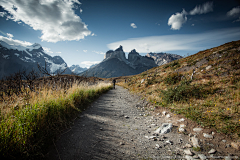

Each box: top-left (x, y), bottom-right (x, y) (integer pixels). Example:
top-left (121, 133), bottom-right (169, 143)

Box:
top-left (115, 45), bottom-right (123, 52)
top-left (129, 49), bottom-right (138, 54)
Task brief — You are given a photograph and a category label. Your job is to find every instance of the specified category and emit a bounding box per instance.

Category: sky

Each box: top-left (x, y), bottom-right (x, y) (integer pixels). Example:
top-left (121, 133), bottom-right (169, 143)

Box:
top-left (0, 0), bottom-right (240, 68)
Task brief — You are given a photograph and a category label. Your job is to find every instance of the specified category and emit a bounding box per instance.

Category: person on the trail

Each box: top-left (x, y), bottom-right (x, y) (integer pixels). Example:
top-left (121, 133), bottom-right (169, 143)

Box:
top-left (112, 79), bottom-right (116, 89)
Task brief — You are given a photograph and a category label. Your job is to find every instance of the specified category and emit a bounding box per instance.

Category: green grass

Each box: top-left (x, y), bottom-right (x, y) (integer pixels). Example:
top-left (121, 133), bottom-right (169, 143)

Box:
top-left (0, 82), bottom-right (112, 159)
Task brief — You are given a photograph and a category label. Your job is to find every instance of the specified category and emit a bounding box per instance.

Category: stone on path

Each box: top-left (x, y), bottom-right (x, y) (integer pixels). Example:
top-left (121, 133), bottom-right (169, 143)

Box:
top-left (154, 123), bottom-right (173, 134)
top-left (184, 149), bottom-right (193, 155)
top-left (179, 127), bottom-right (185, 132)
top-left (208, 148), bottom-right (216, 154)
top-left (193, 128), bottom-right (203, 132)
top-left (178, 118), bottom-right (185, 122)
top-left (198, 154), bottom-right (207, 160)
top-left (231, 142), bottom-right (240, 150)
top-left (185, 143), bottom-right (192, 148)
top-left (162, 111), bottom-right (167, 115)
top-left (166, 114), bottom-right (171, 118)
top-left (185, 155), bottom-right (194, 160)
top-left (179, 124), bottom-right (186, 132)
top-left (203, 133), bottom-right (213, 139)
top-left (190, 136), bottom-right (200, 148)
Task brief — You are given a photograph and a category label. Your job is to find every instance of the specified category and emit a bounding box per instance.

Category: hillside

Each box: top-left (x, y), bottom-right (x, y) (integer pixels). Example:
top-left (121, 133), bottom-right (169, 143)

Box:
top-left (117, 40), bottom-right (240, 140)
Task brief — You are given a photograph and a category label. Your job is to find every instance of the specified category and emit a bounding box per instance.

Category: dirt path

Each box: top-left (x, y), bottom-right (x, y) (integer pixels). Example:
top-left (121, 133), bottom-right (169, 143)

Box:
top-left (45, 86), bottom-right (239, 160)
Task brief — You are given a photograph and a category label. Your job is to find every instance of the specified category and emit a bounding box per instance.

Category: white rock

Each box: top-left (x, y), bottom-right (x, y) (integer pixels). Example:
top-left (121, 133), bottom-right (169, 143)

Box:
top-left (212, 132), bottom-right (215, 135)
top-left (198, 154), bottom-right (207, 160)
top-left (162, 111), bottom-right (167, 115)
top-left (185, 155), bottom-right (194, 160)
top-left (184, 149), bottom-right (193, 155)
top-left (166, 114), bottom-right (171, 118)
top-left (222, 139), bottom-right (227, 143)
top-left (154, 123), bottom-right (173, 134)
top-left (180, 124), bottom-right (186, 128)
top-left (193, 128), bottom-right (203, 132)
top-left (193, 155), bottom-right (199, 159)
top-left (141, 79), bottom-right (145, 83)
top-left (206, 65), bottom-right (212, 70)
top-left (203, 133), bottom-right (213, 139)
top-left (151, 124), bottom-right (156, 126)
top-left (178, 118), bottom-right (185, 122)
top-left (124, 115), bottom-right (129, 118)
top-left (231, 142), bottom-right (240, 150)
top-left (190, 137), bottom-right (200, 148)
top-left (155, 144), bottom-right (160, 148)
top-left (208, 148), bottom-right (216, 154)
top-left (179, 127), bottom-right (185, 132)
top-left (185, 143), bottom-right (192, 148)
top-left (224, 156), bottom-right (232, 160)
top-left (166, 140), bottom-right (173, 145)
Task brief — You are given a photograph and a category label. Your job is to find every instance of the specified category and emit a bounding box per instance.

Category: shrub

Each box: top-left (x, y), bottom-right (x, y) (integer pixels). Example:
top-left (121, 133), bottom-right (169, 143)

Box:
top-left (164, 72), bottom-right (182, 85)
top-left (161, 80), bottom-right (205, 103)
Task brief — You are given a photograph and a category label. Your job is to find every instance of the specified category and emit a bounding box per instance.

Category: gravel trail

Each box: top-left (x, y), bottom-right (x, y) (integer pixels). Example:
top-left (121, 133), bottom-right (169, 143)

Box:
top-left (45, 86), bottom-right (238, 160)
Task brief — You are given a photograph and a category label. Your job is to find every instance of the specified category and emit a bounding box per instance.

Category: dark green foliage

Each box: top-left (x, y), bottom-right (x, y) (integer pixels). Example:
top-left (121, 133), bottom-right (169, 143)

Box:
top-left (161, 80), bottom-right (205, 103)
top-left (164, 72), bottom-right (182, 85)
top-left (163, 60), bottom-right (180, 69)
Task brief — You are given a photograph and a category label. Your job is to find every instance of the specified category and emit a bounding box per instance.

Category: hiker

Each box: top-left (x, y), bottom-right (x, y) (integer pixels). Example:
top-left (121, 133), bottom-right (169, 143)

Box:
top-left (112, 79), bottom-right (116, 89)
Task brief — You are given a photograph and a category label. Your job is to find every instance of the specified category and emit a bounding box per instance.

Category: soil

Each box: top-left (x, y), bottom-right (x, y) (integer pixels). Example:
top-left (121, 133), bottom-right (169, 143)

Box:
top-left (45, 86), bottom-right (240, 160)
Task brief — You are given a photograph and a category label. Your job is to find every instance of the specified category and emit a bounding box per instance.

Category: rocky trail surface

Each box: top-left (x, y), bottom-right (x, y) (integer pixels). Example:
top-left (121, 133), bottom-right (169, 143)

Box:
top-left (45, 86), bottom-right (239, 160)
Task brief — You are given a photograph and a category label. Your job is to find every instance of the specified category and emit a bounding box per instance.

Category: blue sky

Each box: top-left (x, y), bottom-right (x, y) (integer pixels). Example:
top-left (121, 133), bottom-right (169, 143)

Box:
top-left (0, 0), bottom-right (240, 68)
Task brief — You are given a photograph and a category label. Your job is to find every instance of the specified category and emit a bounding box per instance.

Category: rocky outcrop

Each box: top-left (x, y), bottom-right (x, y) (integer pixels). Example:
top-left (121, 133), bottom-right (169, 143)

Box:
top-left (83, 46), bottom-right (157, 78)
top-left (146, 52), bottom-right (183, 66)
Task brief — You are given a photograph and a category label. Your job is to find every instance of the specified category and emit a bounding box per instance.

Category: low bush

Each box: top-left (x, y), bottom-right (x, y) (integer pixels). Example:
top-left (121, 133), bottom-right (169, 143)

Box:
top-left (161, 80), bottom-right (205, 103)
top-left (164, 72), bottom-right (182, 85)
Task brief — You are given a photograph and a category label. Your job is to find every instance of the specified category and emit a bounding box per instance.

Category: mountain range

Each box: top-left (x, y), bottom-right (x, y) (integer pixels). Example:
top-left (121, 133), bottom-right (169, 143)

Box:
top-left (146, 52), bottom-right (183, 66)
top-left (82, 46), bottom-right (158, 78)
top-left (0, 40), bottom-right (71, 79)
top-left (0, 39), bottom-right (183, 79)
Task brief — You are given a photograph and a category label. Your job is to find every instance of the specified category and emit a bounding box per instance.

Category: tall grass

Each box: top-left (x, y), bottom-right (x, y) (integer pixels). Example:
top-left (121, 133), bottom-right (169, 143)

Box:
top-left (0, 81), bottom-right (112, 159)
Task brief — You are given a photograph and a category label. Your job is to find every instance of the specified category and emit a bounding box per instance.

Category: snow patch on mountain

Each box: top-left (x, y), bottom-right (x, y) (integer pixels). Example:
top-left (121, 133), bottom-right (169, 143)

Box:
top-left (46, 59), bottom-right (67, 73)
top-left (2, 54), bottom-right (9, 59)
top-left (14, 53), bottom-right (19, 57)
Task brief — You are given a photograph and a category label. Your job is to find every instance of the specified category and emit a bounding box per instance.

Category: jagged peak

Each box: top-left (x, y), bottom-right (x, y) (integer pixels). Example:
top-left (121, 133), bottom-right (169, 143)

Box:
top-left (115, 45), bottom-right (123, 52)
top-left (129, 49), bottom-right (139, 54)
top-left (106, 50), bottom-right (114, 54)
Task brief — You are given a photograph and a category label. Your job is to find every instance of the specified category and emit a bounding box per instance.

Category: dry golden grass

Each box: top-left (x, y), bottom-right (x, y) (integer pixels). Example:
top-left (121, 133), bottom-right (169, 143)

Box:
top-left (0, 80), bottom-right (112, 159)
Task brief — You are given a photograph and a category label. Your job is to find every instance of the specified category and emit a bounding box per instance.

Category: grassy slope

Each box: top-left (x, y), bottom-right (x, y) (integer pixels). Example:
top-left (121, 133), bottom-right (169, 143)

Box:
top-left (0, 81), bottom-right (112, 159)
top-left (118, 40), bottom-right (240, 140)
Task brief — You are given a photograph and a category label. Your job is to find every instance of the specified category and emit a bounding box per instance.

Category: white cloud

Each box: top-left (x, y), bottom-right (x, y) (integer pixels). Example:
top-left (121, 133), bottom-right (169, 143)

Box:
top-left (92, 50), bottom-right (105, 54)
top-left (130, 23), bottom-right (137, 28)
top-left (107, 27), bottom-right (240, 53)
top-left (227, 6), bottom-right (240, 22)
top-left (168, 9), bottom-right (187, 30)
top-left (227, 6), bottom-right (240, 16)
top-left (6, 33), bottom-right (13, 38)
top-left (0, 35), bottom-right (32, 46)
top-left (191, 24), bottom-right (195, 26)
top-left (189, 1), bottom-right (213, 15)
top-left (56, 51), bottom-right (62, 54)
top-left (80, 61), bottom-right (100, 68)
top-left (0, 12), bottom-right (6, 17)
top-left (43, 47), bottom-right (53, 54)
top-left (80, 8), bottom-right (83, 13)
top-left (91, 33), bottom-right (96, 36)
top-left (83, 50), bottom-right (87, 53)
top-left (0, 0), bottom-right (91, 42)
